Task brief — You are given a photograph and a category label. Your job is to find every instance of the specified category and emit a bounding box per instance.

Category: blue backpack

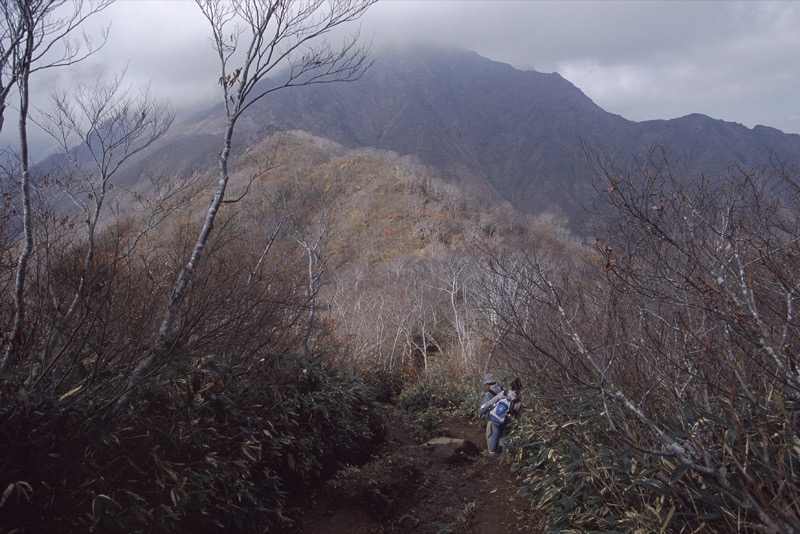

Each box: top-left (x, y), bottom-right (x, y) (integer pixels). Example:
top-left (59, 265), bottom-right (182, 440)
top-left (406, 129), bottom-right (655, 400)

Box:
top-left (490, 396), bottom-right (512, 425)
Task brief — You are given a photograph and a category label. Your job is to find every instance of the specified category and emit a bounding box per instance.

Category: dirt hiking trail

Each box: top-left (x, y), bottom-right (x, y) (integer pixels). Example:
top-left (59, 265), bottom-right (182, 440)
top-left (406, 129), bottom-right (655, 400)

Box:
top-left (289, 414), bottom-right (543, 533)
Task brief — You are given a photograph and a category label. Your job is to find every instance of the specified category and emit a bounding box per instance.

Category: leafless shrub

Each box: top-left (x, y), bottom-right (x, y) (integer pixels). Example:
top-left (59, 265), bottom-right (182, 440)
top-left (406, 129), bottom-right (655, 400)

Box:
top-left (485, 146), bottom-right (800, 532)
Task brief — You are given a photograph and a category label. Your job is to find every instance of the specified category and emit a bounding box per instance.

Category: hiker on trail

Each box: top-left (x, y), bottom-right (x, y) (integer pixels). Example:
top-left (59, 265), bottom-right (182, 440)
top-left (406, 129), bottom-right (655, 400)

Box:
top-left (479, 377), bottom-right (522, 455)
top-left (478, 373), bottom-right (503, 452)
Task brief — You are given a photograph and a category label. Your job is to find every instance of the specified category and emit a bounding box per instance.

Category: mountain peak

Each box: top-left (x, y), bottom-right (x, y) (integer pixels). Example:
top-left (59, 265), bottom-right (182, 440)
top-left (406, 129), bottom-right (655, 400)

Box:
top-left (174, 46), bottom-right (800, 234)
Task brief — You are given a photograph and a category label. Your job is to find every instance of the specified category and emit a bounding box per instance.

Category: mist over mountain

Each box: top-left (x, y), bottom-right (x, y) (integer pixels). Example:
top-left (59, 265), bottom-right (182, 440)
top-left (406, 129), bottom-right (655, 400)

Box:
top-left (71, 45), bottom-right (800, 234)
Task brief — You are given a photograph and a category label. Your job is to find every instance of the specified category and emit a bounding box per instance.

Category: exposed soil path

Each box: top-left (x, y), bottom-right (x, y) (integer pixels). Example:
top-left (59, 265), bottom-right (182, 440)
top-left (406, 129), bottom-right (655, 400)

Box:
top-left (288, 413), bottom-right (543, 533)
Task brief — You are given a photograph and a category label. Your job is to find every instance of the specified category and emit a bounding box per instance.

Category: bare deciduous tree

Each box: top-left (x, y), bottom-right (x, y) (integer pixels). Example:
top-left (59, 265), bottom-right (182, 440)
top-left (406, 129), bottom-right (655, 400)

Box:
top-left (0, 0), bottom-right (112, 373)
top-left (24, 71), bottom-right (174, 384)
top-left (430, 256), bottom-right (479, 369)
top-left (482, 145), bottom-right (800, 532)
top-left (294, 206), bottom-right (334, 361)
top-left (112, 0), bottom-right (376, 417)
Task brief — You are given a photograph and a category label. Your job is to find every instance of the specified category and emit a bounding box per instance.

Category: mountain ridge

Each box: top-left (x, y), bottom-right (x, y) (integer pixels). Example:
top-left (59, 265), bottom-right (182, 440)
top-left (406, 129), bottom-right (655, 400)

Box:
top-left (56, 45), bottom-right (799, 235)
top-left (230, 45), bottom-right (800, 232)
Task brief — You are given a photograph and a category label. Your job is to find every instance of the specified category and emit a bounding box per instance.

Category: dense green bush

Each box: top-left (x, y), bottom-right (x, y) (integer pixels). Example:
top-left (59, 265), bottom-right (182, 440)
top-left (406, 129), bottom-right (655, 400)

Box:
top-left (512, 392), bottom-right (796, 533)
top-left (397, 367), bottom-right (475, 415)
top-left (323, 452), bottom-right (421, 515)
top-left (358, 366), bottom-right (404, 404)
top-left (0, 354), bottom-right (388, 533)
top-left (394, 366), bottom-right (478, 442)
top-left (514, 394), bottom-right (665, 533)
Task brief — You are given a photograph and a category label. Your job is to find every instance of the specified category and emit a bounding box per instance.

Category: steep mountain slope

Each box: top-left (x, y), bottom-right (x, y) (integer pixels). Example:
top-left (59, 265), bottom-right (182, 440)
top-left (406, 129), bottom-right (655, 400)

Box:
top-left (225, 46), bottom-right (800, 232)
top-left (87, 46), bottom-right (800, 235)
top-left (235, 46), bottom-right (629, 231)
top-left (220, 131), bottom-right (536, 270)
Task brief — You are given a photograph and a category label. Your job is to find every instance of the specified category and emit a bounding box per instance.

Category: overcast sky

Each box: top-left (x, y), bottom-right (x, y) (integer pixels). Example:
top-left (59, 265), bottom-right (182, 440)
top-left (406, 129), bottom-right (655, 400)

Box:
top-left (14, 0), bottom-right (800, 152)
